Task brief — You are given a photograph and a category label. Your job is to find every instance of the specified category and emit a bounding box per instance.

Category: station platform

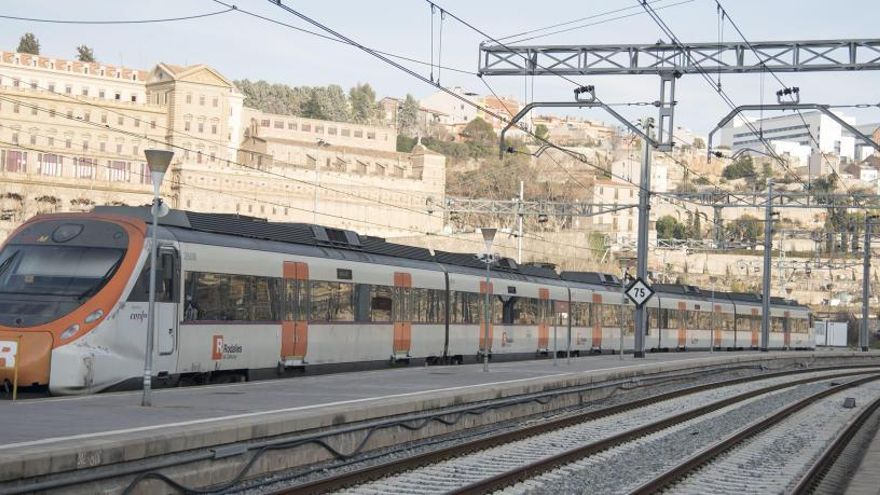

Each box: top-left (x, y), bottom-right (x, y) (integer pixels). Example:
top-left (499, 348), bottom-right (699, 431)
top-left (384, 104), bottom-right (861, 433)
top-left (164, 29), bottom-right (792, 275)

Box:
top-left (1, 350), bottom-right (877, 493)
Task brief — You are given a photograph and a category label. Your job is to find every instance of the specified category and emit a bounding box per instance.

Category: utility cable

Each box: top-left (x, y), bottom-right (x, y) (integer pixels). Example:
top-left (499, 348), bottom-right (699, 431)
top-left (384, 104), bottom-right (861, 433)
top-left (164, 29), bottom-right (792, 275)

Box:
top-left (0, 8), bottom-right (235, 24)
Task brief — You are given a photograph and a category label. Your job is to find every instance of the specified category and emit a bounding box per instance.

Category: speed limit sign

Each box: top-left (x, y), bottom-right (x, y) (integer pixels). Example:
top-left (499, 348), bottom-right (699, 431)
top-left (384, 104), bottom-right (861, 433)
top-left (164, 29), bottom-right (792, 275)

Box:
top-left (625, 277), bottom-right (655, 307)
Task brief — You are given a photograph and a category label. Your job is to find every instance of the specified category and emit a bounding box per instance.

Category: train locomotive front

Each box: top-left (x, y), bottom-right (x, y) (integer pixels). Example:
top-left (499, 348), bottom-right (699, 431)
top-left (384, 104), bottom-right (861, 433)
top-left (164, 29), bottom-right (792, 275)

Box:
top-left (0, 214), bottom-right (146, 394)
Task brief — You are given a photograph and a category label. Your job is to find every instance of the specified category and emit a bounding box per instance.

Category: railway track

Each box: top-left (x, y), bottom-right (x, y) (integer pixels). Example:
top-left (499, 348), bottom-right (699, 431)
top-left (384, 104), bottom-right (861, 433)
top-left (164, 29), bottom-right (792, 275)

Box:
top-left (635, 377), bottom-right (880, 495)
top-left (262, 367), bottom-right (880, 495)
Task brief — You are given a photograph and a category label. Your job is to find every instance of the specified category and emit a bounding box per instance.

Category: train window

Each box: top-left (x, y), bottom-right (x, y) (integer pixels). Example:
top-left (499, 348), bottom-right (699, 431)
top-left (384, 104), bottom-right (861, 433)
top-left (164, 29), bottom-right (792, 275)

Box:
top-left (571, 302), bottom-right (590, 327)
top-left (309, 281), bottom-right (355, 322)
top-left (184, 272), bottom-right (279, 321)
top-left (647, 307), bottom-right (660, 331)
top-left (129, 251), bottom-right (177, 303)
top-left (370, 285), bottom-right (393, 322)
top-left (771, 317), bottom-right (785, 333)
top-left (450, 290), bottom-right (481, 324)
top-left (721, 313), bottom-right (735, 332)
top-left (601, 304), bottom-right (621, 327)
top-left (515, 298), bottom-right (538, 325)
top-left (412, 288), bottom-right (445, 324)
top-left (620, 306), bottom-right (634, 334)
top-left (666, 309), bottom-right (684, 330)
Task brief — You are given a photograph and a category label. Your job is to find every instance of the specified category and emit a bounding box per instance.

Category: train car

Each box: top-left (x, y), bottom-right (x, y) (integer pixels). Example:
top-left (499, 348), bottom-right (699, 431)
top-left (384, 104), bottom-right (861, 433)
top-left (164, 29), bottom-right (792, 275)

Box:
top-left (561, 271), bottom-right (634, 355)
top-left (438, 252), bottom-right (567, 362)
top-left (651, 284), bottom-right (736, 351)
top-left (0, 206), bottom-right (816, 395)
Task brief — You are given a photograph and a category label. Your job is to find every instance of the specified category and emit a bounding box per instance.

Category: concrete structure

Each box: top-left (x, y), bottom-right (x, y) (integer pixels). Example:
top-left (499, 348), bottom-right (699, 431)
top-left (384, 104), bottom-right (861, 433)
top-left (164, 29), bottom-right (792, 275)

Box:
top-left (720, 111), bottom-right (857, 162)
top-left (419, 86), bottom-right (480, 129)
top-left (0, 50), bottom-right (446, 240)
top-left (532, 115), bottom-right (617, 147)
top-left (1, 351), bottom-right (874, 493)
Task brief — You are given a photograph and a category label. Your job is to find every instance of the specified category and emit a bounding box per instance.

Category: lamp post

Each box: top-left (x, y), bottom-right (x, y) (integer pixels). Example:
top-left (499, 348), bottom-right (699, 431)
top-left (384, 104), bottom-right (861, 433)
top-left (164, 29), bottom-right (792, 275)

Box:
top-left (481, 228), bottom-right (496, 373)
top-left (313, 139), bottom-right (331, 224)
top-left (141, 149), bottom-right (173, 407)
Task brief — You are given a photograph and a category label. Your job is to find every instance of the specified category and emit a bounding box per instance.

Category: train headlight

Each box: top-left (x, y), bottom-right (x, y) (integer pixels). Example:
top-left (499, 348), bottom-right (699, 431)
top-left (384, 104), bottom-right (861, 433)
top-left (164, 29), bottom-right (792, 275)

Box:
top-left (85, 309), bottom-right (104, 324)
top-left (61, 324), bottom-right (80, 340)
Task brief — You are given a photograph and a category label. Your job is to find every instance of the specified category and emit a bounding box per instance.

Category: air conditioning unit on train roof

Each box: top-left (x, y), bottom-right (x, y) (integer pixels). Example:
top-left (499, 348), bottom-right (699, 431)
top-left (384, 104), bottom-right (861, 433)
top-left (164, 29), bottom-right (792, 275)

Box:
top-left (311, 225), bottom-right (362, 248)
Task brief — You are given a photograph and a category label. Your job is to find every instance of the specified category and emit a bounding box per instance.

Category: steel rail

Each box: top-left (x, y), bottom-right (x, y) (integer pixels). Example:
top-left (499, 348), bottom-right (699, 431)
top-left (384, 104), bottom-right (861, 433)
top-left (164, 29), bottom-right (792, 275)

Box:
top-left (270, 368), bottom-right (879, 495)
top-left (628, 373), bottom-right (880, 495)
top-left (790, 393), bottom-right (880, 494)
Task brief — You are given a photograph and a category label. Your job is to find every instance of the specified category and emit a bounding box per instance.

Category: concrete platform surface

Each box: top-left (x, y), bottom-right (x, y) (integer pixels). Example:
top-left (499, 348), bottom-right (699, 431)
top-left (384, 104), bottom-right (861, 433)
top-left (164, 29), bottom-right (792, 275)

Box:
top-left (0, 349), bottom-right (876, 487)
top-left (0, 352), bottom-right (804, 446)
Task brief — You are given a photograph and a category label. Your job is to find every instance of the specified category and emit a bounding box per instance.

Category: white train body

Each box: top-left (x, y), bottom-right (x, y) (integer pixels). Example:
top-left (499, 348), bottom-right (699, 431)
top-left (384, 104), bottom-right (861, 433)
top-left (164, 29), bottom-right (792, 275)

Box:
top-left (0, 208), bottom-right (814, 395)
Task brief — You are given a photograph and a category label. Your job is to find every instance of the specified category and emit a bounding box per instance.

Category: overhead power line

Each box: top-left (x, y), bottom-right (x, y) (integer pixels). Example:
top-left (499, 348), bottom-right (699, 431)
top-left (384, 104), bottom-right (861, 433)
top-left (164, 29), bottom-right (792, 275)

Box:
top-left (0, 8), bottom-right (236, 25)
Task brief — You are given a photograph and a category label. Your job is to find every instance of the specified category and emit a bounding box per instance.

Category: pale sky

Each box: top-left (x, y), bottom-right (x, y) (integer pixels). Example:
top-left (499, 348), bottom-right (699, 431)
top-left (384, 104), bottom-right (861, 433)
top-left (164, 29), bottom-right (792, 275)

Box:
top-left (1, 0), bottom-right (879, 135)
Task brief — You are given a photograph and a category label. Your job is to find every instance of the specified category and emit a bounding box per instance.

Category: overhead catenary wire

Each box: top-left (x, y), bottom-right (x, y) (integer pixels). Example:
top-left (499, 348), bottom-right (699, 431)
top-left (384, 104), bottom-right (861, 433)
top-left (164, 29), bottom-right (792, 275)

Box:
top-left (0, 132), bottom-right (613, 258)
top-left (0, 8), bottom-right (236, 25)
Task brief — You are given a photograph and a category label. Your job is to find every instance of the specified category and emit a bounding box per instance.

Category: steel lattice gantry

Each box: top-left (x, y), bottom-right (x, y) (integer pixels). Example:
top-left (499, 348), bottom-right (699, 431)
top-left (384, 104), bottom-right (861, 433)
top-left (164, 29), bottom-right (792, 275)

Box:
top-left (479, 39), bottom-right (880, 76)
top-left (445, 197), bottom-right (635, 217)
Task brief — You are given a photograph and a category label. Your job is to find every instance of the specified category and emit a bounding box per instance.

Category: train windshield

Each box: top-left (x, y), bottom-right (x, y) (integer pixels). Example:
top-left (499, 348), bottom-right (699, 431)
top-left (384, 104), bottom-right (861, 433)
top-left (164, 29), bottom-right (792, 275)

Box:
top-left (0, 243), bottom-right (125, 327)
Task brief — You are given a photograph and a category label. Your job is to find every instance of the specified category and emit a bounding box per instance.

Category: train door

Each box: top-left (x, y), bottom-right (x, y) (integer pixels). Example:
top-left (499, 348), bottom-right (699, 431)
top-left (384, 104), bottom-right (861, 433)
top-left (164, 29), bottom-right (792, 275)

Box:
top-left (677, 301), bottom-right (687, 348)
top-left (281, 262), bottom-right (309, 367)
top-left (591, 293), bottom-right (602, 350)
top-left (713, 303), bottom-right (722, 348)
top-left (751, 308), bottom-right (760, 348)
top-left (155, 246), bottom-right (179, 372)
top-left (393, 272), bottom-right (412, 360)
top-left (783, 311), bottom-right (791, 348)
top-left (538, 288), bottom-right (550, 352)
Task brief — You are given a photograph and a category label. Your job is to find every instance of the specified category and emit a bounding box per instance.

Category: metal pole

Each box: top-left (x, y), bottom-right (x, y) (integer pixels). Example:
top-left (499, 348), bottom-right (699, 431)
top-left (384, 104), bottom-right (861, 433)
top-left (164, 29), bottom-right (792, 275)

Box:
top-left (634, 130), bottom-right (652, 358)
top-left (141, 198), bottom-right (160, 407)
top-left (566, 308), bottom-right (571, 365)
top-left (620, 276), bottom-right (625, 360)
top-left (553, 312), bottom-right (558, 366)
top-left (483, 258), bottom-right (491, 372)
top-left (862, 216), bottom-right (872, 351)
top-left (761, 180), bottom-right (773, 352)
top-left (313, 154), bottom-right (319, 224)
top-left (517, 181), bottom-right (524, 264)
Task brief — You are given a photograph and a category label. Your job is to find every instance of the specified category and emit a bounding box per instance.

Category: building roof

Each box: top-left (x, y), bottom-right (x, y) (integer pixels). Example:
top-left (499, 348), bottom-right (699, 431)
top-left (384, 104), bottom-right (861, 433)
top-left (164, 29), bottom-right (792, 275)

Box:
top-left (0, 50), bottom-right (148, 81)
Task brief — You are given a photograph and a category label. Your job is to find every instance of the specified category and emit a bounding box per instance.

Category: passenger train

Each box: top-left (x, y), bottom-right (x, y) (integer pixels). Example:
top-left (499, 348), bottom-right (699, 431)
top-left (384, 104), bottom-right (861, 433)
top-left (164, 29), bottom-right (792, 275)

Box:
top-left (0, 207), bottom-right (813, 395)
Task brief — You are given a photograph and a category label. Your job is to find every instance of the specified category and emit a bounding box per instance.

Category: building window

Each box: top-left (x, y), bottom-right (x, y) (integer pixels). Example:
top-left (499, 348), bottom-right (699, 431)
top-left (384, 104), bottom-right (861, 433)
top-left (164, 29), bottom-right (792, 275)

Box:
top-left (31, 107), bottom-right (37, 116)
top-left (212, 97), bottom-right (218, 107)
top-left (12, 104), bottom-right (19, 114)
top-left (150, 120), bottom-right (156, 129)
top-left (117, 116), bottom-right (124, 125)
top-left (341, 128), bottom-right (350, 137)
top-left (133, 145), bottom-right (139, 156)
top-left (3, 150), bottom-right (26, 172)
top-left (65, 85), bottom-right (72, 94)
top-left (302, 123), bottom-right (311, 132)
top-left (184, 121), bottom-right (191, 131)
top-left (83, 140), bottom-right (90, 151)
top-left (114, 92), bottom-right (121, 101)
top-left (65, 139), bottom-right (71, 149)
top-left (199, 95), bottom-right (205, 106)
top-left (77, 158), bottom-right (95, 178)
top-left (99, 142), bottom-right (106, 152)
top-left (38, 153), bottom-right (62, 176)
top-left (367, 132), bottom-right (376, 140)
top-left (84, 112), bottom-right (90, 122)
top-left (82, 88), bottom-right (89, 97)
top-left (66, 110), bottom-right (73, 119)
top-left (101, 113), bottom-right (107, 124)
top-left (198, 123), bottom-right (204, 133)
top-left (47, 137), bottom-right (54, 147)
top-left (260, 119), bottom-right (270, 127)
top-left (49, 108), bottom-right (56, 118)
top-left (131, 95), bottom-right (137, 102)
top-left (274, 121), bottom-right (284, 129)
top-left (12, 79), bottom-right (20, 88)
top-left (108, 160), bottom-right (129, 182)
top-left (48, 83), bottom-right (55, 92)
top-left (211, 124), bottom-right (217, 135)
top-left (134, 119), bottom-right (140, 128)
top-left (354, 130), bottom-right (363, 138)
top-left (328, 127), bottom-right (337, 135)
top-left (288, 122), bottom-right (297, 130)
top-left (116, 143), bottom-right (123, 154)
top-left (315, 125), bottom-right (324, 134)
top-left (186, 93), bottom-right (192, 104)
top-left (99, 89), bottom-right (105, 98)
top-left (29, 80), bottom-right (37, 89)
top-left (29, 135), bottom-right (36, 145)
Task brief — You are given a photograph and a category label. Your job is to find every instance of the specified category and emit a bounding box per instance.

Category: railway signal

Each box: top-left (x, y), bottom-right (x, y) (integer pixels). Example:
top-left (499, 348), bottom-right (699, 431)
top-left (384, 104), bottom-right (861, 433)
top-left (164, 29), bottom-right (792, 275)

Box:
top-left (625, 278), bottom-right (655, 308)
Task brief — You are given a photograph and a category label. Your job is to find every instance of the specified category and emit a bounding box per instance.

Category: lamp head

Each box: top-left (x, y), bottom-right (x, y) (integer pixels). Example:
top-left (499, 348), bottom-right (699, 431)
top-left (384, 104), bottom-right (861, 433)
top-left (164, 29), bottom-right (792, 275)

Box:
top-left (144, 149), bottom-right (174, 196)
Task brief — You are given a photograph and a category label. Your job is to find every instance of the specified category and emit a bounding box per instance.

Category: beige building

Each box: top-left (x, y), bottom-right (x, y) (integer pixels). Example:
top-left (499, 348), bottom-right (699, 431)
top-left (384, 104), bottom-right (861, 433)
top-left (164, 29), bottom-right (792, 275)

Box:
top-left (0, 50), bottom-right (446, 240)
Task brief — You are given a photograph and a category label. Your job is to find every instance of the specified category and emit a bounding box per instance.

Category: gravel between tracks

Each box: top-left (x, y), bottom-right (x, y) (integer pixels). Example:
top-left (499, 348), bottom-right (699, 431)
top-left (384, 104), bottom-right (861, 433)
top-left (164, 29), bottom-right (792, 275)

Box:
top-left (500, 374), bottom-right (880, 495)
top-left (340, 369), bottom-right (874, 495)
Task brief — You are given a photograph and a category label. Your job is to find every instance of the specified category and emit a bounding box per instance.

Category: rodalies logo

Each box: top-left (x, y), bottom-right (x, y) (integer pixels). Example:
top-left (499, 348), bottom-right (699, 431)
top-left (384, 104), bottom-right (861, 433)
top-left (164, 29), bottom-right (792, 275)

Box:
top-left (212, 335), bottom-right (243, 360)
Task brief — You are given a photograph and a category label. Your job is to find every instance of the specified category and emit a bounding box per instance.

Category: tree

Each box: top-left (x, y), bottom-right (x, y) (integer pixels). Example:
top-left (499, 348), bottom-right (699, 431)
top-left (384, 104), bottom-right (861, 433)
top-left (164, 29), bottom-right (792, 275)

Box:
top-left (76, 45), bottom-right (95, 62)
top-left (534, 123), bottom-right (549, 141)
top-left (656, 215), bottom-right (688, 240)
top-left (693, 137), bottom-right (705, 149)
top-left (302, 85), bottom-right (350, 122)
top-left (17, 33), bottom-right (40, 55)
top-left (726, 215), bottom-right (761, 247)
top-left (397, 94), bottom-right (420, 138)
top-left (349, 83), bottom-right (379, 124)
top-left (722, 155), bottom-right (755, 181)
top-left (462, 117), bottom-right (495, 144)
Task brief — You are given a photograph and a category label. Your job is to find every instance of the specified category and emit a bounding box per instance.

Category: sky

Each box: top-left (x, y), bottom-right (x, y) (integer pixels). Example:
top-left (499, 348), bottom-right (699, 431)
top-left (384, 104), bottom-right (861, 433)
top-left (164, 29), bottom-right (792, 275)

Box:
top-left (1, 0), bottom-right (879, 135)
